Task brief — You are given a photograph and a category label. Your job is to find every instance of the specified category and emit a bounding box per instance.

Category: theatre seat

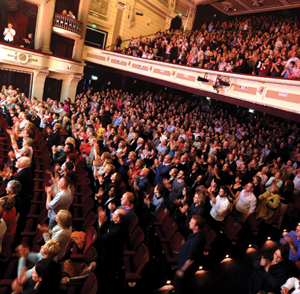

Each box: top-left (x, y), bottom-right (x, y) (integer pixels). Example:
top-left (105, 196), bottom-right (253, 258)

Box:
top-left (123, 226), bottom-right (145, 256)
top-left (154, 216), bottom-right (178, 243)
top-left (161, 231), bottom-right (186, 268)
top-left (124, 243), bottom-right (149, 286)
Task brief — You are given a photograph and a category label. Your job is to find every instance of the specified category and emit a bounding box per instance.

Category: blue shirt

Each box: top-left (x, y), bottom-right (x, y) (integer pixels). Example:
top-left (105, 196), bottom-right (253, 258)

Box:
top-left (177, 230), bottom-right (204, 274)
top-left (280, 231), bottom-right (300, 262)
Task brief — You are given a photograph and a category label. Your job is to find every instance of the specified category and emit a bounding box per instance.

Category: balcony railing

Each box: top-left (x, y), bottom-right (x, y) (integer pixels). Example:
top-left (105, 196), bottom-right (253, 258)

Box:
top-left (53, 13), bottom-right (83, 39)
top-left (82, 46), bottom-right (300, 120)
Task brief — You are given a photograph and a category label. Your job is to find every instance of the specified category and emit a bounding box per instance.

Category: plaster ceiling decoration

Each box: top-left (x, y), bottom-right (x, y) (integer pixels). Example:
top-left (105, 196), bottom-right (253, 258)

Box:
top-left (188, 0), bottom-right (300, 15)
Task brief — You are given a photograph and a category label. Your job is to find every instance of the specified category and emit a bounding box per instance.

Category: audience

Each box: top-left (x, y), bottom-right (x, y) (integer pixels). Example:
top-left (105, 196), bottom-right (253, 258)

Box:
top-left (1, 67), bottom-right (300, 292)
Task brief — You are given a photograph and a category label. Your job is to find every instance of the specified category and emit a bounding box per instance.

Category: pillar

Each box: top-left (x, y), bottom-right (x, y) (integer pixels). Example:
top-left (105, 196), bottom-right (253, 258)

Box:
top-left (60, 74), bottom-right (82, 102)
top-left (35, 0), bottom-right (56, 54)
top-left (72, 0), bottom-right (91, 61)
top-left (31, 69), bottom-right (49, 101)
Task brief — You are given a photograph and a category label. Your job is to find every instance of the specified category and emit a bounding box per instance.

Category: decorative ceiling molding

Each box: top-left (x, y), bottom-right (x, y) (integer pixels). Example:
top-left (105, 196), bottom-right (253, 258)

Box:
top-left (188, 0), bottom-right (300, 15)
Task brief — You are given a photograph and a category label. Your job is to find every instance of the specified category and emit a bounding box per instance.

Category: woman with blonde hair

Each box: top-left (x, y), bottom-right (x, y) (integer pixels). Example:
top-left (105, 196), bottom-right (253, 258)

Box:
top-left (37, 209), bottom-right (72, 261)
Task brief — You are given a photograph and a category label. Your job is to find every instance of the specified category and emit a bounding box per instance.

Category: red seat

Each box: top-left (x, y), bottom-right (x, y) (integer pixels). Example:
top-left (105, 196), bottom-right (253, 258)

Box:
top-left (202, 223), bottom-right (217, 253)
top-left (161, 231), bottom-right (186, 267)
top-left (73, 197), bottom-right (94, 223)
top-left (124, 243), bottom-right (149, 285)
top-left (67, 272), bottom-right (98, 294)
top-left (71, 226), bottom-right (97, 259)
top-left (123, 226), bottom-right (145, 256)
top-left (154, 216), bottom-right (178, 243)
top-left (153, 205), bottom-right (169, 226)
top-left (128, 213), bottom-right (139, 236)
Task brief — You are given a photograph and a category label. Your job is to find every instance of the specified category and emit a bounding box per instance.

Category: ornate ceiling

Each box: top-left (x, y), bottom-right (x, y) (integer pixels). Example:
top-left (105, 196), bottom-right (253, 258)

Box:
top-left (190, 0), bottom-right (300, 15)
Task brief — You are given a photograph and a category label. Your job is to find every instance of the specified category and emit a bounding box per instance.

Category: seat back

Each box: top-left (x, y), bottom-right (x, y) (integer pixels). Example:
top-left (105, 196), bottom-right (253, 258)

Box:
top-left (80, 186), bottom-right (93, 204)
top-left (132, 243), bottom-right (149, 275)
top-left (155, 205), bottom-right (169, 225)
top-left (129, 213), bottom-right (139, 236)
top-left (161, 216), bottom-right (178, 240)
top-left (169, 232), bottom-right (186, 257)
top-left (84, 246), bottom-right (98, 263)
top-left (202, 223), bottom-right (217, 251)
top-left (83, 226), bottom-right (97, 254)
top-left (80, 273), bottom-right (97, 294)
top-left (81, 197), bottom-right (95, 218)
top-left (129, 226), bottom-right (144, 252)
top-left (81, 211), bottom-right (97, 233)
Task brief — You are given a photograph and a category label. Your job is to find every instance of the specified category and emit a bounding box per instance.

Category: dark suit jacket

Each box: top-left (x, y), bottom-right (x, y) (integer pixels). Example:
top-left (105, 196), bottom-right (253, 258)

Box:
top-left (4, 168), bottom-right (33, 199)
top-left (154, 163), bottom-right (171, 185)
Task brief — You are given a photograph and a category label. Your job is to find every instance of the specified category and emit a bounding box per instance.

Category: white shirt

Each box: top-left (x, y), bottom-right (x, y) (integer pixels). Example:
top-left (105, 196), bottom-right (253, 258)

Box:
top-left (236, 189), bottom-right (257, 214)
top-left (294, 175), bottom-right (300, 191)
top-left (3, 27), bottom-right (16, 42)
top-left (281, 277), bottom-right (300, 294)
top-left (210, 196), bottom-right (230, 221)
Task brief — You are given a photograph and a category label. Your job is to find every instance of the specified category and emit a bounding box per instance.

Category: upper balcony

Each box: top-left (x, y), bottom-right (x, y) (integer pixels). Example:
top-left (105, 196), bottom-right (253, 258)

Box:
top-left (82, 46), bottom-right (300, 121)
top-left (53, 13), bottom-right (83, 40)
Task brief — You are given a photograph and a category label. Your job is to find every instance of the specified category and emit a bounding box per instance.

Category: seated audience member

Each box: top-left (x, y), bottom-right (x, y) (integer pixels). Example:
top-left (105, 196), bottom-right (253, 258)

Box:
top-left (280, 226), bottom-right (300, 262)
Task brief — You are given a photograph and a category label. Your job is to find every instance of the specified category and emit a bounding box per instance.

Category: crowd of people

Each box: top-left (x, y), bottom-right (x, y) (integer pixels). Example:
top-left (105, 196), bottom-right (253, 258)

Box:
top-left (0, 81), bottom-right (300, 293)
top-left (114, 14), bottom-right (300, 78)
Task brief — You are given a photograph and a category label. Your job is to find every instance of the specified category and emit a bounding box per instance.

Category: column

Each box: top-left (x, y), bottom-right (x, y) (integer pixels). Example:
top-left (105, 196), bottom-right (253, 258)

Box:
top-left (35, 0), bottom-right (56, 54)
top-left (60, 74), bottom-right (82, 102)
top-left (72, 0), bottom-right (91, 61)
top-left (31, 69), bottom-right (49, 101)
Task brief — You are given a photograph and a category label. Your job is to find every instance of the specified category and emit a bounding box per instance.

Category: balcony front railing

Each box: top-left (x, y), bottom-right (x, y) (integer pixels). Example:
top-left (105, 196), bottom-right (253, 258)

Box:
top-left (53, 13), bottom-right (83, 38)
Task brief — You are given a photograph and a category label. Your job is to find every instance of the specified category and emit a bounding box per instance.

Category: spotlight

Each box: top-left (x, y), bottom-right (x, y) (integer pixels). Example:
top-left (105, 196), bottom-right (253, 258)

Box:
top-left (249, 244), bottom-right (252, 248)
top-left (199, 266), bottom-right (203, 270)
top-left (225, 254), bottom-right (229, 258)
top-left (197, 76), bottom-right (209, 82)
top-left (166, 280), bottom-right (171, 284)
top-left (267, 236), bottom-right (271, 240)
top-left (219, 79), bottom-right (230, 87)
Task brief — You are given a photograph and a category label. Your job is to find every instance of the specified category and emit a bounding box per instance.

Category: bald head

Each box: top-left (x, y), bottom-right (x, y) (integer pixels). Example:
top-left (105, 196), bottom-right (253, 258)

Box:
top-left (112, 209), bottom-right (126, 223)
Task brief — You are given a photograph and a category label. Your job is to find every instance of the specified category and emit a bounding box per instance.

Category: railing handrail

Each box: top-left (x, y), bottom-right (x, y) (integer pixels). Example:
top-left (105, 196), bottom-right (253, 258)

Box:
top-left (105, 32), bottom-right (158, 50)
top-left (54, 12), bottom-right (83, 25)
top-left (53, 13), bottom-right (83, 37)
top-left (91, 47), bottom-right (300, 86)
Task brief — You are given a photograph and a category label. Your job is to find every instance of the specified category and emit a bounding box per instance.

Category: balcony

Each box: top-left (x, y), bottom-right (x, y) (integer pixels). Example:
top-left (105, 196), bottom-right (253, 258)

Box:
top-left (53, 13), bottom-right (83, 40)
top-left (82, 46), bottom-right (300, 120)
